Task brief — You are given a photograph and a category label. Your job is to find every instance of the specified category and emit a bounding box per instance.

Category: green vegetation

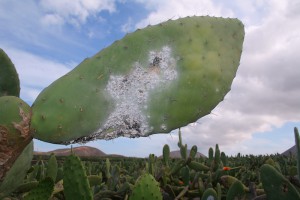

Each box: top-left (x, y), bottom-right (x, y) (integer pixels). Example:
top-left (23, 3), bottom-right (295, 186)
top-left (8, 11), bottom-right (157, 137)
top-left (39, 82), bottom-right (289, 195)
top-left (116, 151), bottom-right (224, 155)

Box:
top-left (0, 129), bottom-right (299, 199)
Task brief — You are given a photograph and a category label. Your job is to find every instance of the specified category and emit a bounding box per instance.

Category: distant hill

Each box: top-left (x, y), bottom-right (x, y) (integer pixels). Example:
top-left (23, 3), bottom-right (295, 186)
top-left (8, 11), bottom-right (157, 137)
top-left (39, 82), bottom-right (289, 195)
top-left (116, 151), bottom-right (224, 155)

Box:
top-left (35, 146), bottom-right (123, 157)
top-left (281, 145), bottom-right (297, 156)
top-left (159, 149), bottom-right (206, 159)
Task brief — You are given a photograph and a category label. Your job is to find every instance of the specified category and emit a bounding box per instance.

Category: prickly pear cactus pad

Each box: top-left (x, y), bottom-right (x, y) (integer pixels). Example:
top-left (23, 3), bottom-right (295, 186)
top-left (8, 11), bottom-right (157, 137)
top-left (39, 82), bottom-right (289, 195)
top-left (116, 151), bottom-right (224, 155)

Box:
top-left (0, 141), bottom-right (33, 199)
top-left (0, 96), bottom-right (32, 183)
top-left (31, 16), bottom-right (245, 144)
top-left (0, 49), bottom-right (20, 97)
top-left (129, 173), bottom-right (162, 200)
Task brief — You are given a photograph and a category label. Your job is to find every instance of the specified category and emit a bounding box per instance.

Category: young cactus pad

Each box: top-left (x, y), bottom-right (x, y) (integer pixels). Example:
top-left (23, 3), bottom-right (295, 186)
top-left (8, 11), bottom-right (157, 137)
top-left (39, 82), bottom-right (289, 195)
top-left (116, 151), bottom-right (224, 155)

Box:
top-left (0, 96), bottom-right (32, 183)
top-left (0, 49), bottom-right (20, 97)
top-left (31, 16), bottom-right (245, 144)
top-left (129, 173), bottom-right (162, 200)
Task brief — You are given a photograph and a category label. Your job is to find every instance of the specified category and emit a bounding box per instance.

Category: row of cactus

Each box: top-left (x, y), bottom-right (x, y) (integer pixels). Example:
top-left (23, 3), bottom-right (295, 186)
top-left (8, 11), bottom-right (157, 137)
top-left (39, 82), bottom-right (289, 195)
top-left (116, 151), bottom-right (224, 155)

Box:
top-left (1, 128), bottom-right (299, 199)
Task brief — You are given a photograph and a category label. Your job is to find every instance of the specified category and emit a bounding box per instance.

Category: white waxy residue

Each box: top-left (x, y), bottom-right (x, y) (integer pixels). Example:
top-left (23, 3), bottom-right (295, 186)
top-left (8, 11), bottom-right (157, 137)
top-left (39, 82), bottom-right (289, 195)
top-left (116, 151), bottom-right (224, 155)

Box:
top-left (94, 46), bottom-right (178, 139)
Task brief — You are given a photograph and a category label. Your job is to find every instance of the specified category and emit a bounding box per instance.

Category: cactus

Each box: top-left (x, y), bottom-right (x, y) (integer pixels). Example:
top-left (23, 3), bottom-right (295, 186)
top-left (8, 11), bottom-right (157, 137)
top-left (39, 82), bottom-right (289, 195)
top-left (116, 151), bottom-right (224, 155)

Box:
top-left (63, 154), bottom-right (93, 200)
top-left (213, 144), bottom-right (221, 171)
top-left (88, 175), bottom-right (102, 187)
top-left (208, 147), bottom-right (214, 167)
top-left (105, 158), bottom-right (111, 180)
top-left (189, 145), bottom-right (198, 159)
top-left (201, 188), bottom-right (218, 200)
top-left (180, 166), bottom-right (190, 186)
top-left (36, 160), bottom-right (45, 181)
top-left (226, 180), bottom-right (245, 200)
top-left (216, 183), bottom-right (222, 200)
top-left (177, 129), bottom-right (188, 160)
top-left (129, 173), bottom-right (162, 200)
top-left (220, 175), bottom-right (246, 189)
top-left (15, 181), bottom-right (39, 193)
top-left (0, 141), bottom-right (33, 198)
top-left (294, 127), bottom-right (300, 181)
top-left (260, 164), bottom-right (300, 199)
top-left (0, 49), bottom-right (20, 97)
top-left (30, 16), bottom-right (244, 144)
top-left (163, 144), bottom-right (170, 167)
top-left (148, 154), bottom-right (155, 176)
top-left (46, 153), bottom-right (58, 182)
top-left (24, 177), bottom-right (54, 200)
top-left (188, 161), bottom-right (210, 172)
top-left (220, 152), bottom-right (227, 166)
top-left (0, 96), bottom-right (32, 188)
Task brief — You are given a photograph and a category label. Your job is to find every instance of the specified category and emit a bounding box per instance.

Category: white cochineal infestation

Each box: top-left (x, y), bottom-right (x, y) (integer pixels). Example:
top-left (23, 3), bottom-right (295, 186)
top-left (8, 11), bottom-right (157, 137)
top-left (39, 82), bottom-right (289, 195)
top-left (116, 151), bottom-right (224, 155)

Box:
top-left (95, 46), bottom-right (178, 139)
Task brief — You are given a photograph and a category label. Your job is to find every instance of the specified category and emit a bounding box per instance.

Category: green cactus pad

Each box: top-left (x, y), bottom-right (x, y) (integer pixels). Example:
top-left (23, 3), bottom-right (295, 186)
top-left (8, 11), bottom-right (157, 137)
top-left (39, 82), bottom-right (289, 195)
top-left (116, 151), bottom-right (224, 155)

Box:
top-left (260, 164), bottom-right (300, 200)
top-left (63, 154), bottom-right (93, 200)
top-left (24, 177), bottom-right (54, 200)
top-left (0, 49), bottom-right (20, 97)
top-left (0, 141), bottom-right (33, 199)
top-left (31, 16), bottom-right (244, 144)
top-left (226, 180), bottom-right (245, 200)
top-left (46, 153), bottom-right (58, 182)
top-left (201, 188), bottom-right (218, 200)
top-left (163, 144), bottom-right (170, 166)
top-left (0, 96), bottom-right (32, 185)
top-left (129, 173), bottom-right (162, 200)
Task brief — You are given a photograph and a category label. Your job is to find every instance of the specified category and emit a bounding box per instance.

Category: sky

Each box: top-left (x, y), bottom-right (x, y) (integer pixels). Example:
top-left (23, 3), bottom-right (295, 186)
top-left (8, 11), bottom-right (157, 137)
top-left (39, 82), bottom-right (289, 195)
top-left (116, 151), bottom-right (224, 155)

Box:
top-left (1, 0), bottom-right (300, 157)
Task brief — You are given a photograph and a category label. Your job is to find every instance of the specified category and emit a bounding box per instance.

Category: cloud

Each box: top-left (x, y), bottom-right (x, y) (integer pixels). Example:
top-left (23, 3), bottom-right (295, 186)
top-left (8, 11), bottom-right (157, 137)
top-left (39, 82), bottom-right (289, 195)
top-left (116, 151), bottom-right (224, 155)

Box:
top-left (121, 17), bottom-right (134, 33)
top-left (39, 0), bottom-right (116, 27)
top-left (2, 47), bottom-right (72, 104)
top-left (134, 0), bottom-right (234, 28)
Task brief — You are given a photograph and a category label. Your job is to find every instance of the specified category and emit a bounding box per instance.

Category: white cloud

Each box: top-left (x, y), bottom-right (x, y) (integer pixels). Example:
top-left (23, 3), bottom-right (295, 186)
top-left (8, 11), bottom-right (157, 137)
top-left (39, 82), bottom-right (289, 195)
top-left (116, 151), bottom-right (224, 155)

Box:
top-left (135, 0), bottom-right (234, 28)
top-left (2, 47), bottom-right (72, 104)
top-left (39, 0), bottom-right (116, 27)
top-left (121, 17), bottom-right (134, 33)
top-left (41, 14), bottom-right (65, 26)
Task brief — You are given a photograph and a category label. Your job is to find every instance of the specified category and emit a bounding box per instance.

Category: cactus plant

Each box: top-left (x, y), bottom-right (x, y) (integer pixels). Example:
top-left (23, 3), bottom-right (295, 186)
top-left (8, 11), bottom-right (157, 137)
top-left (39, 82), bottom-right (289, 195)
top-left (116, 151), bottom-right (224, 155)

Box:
top-left (0, 48), bottom-right (20, 97)
top-left (163, 144), bottom-right (170, 167)
top-left (129, 173), bottom-right (162, 200)
top-left (63, 154), bottom-right (93, 200)
top-left (294, 127), bottom-right (300, 181)
top-left (226, 180), bottom-right (245, 200)
top-left (46, 153), bottom-right (58, 182)
top-left (30, 16), bottom-right (244, 144)
top-left (260, 164), bottom-right (300, 199)
top-left (0, 96), bottom-right (32, 185)
top-left (201, 188), bottom-right (218, 200)
top-left (24, 177), bottom-right (54, 200)
top-left (0, 141), bottom-right (33, 198)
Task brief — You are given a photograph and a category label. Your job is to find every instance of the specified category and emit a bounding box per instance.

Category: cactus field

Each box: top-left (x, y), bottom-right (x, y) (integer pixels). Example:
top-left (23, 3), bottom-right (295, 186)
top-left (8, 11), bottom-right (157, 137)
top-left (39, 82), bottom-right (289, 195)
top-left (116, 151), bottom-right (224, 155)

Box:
top-left (1, 129), bottom-right (300, 199)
